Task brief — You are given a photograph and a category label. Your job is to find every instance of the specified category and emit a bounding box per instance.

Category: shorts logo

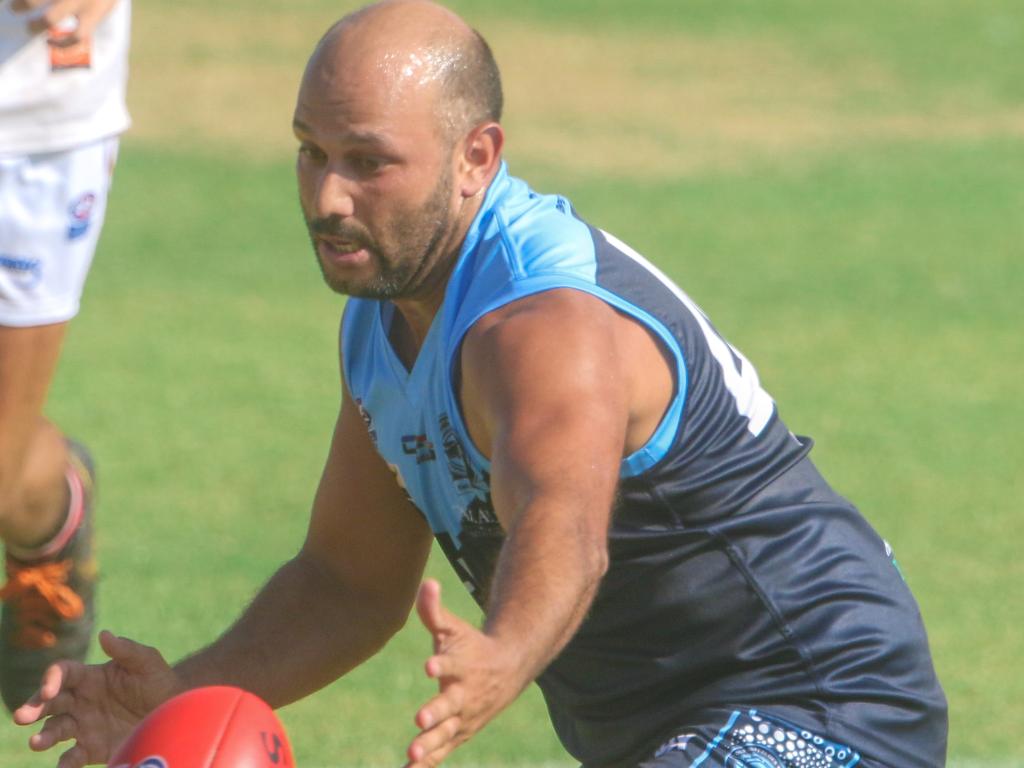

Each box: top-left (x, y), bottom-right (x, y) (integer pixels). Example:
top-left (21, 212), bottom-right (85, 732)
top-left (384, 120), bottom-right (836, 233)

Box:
top-left (654, 732), bottom-right (694, 757)
top-left (0, 254), bottom-right (43, 289)
top-left (68, 192), bottom-right (96, 239)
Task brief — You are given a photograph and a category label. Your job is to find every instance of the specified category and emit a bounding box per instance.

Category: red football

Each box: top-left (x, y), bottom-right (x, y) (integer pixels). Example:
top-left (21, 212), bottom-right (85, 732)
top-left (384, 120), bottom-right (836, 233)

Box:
top-left (108, 686), bottom-right (295, 768)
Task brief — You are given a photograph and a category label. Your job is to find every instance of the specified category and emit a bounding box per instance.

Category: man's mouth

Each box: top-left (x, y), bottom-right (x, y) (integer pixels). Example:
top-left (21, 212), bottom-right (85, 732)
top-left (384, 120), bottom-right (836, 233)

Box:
top-left (318, 236), bottom-right (370, 263)
top-left (323, 238), bottom-right (361, 253)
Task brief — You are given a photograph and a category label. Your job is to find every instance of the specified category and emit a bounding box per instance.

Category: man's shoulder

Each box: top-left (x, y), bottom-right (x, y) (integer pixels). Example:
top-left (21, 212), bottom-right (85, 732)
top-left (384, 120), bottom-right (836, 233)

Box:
top-left (474, 176), bottom-right (597, 281)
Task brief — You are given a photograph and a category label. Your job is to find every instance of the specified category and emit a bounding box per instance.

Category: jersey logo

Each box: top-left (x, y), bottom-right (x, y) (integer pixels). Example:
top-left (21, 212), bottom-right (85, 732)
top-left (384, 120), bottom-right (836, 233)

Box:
top-left (402, 434), bottom-right (436, 464)
top-left (438, 414), bottom-right (487, 496)
top-left (432, 414), bottom-right (501, 606)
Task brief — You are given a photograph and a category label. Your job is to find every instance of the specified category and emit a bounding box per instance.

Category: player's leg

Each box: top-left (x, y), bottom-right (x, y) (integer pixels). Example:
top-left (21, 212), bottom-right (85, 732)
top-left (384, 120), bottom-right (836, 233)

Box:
top-left (0, 140), bottom-right (114, 710)
top-left (0, 323), bottom-right (71, 549)
top-left (0, 329), bottom-right (97, 718)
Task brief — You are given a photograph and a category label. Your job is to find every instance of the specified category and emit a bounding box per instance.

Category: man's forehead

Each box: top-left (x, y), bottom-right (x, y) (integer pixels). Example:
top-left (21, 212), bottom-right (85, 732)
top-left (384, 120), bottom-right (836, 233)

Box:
top-left (295, 51), bottom-right (445, 134)
top-left (292, 81), bottom-right (441, 147)
top-left (305, 37), bottom-right (451, 96)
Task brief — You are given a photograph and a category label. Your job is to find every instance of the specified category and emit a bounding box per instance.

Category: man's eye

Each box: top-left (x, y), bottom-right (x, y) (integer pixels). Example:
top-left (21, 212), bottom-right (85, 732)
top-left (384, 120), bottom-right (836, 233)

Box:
top-left (298, 144), bottom-right (325, 162)
top-left (351, 156), bottom-right (384, 174)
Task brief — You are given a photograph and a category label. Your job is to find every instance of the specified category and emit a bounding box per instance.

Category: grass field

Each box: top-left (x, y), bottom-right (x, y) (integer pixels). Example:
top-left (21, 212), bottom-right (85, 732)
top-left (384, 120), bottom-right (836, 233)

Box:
top-left (2, 0), bottom-right (1022, 765)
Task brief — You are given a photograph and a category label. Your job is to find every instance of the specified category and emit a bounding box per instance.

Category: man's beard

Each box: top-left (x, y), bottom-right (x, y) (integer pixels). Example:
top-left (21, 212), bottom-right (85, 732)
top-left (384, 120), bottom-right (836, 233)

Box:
top-left (305, 167), bottom-right (454, 300)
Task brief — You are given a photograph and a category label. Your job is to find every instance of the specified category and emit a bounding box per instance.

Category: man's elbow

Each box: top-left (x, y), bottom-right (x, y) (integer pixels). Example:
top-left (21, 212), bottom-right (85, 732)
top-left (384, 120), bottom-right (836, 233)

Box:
top-left (374, 599), bottom-right (418, 640)
top-left (583, 536), bottom-right (610, 588)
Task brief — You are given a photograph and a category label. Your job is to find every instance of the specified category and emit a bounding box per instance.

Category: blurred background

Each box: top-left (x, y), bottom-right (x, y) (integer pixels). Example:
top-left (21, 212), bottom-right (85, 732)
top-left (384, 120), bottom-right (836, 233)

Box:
top-left (3, 0), bottom-right (1021, 765)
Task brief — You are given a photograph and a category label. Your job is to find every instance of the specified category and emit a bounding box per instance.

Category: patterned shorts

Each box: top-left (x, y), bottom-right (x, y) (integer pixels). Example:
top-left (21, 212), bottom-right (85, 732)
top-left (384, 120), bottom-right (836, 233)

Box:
top-left (636, 709), bottom-right (861, 767)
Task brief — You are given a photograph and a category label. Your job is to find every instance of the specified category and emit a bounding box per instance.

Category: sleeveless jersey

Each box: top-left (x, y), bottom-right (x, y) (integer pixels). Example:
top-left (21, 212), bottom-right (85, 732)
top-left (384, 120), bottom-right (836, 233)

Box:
top-left (341, 163), bottom-right (947, 767)
top-left (0, 0), bottom-right (130, 155)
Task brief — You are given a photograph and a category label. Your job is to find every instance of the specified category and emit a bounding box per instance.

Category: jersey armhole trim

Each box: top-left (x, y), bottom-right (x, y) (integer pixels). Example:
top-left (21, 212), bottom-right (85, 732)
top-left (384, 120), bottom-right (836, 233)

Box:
top-left (442, 274), bottom-right (688, 477)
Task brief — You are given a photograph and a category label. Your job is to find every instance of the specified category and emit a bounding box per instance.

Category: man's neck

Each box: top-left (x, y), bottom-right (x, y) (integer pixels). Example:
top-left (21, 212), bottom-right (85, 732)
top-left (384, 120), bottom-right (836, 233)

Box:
top-left (390, 184), bottom-right (488, 360)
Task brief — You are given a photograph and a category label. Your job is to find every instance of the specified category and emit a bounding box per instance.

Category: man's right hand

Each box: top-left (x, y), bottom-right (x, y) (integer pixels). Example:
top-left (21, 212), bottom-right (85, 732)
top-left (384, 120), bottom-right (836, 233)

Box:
top-left (13, 630), bottom-right (184, 768)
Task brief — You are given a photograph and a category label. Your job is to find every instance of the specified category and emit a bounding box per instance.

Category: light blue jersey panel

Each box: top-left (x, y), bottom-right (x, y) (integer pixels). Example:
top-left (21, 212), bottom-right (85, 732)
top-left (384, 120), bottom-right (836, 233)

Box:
top-left (341, 162), bottom-right (685, 550)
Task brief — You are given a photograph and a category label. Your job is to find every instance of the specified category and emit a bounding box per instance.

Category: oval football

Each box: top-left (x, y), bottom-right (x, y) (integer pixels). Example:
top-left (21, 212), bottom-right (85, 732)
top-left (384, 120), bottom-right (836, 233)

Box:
top-left (108, 685), bottom-right (295, 768)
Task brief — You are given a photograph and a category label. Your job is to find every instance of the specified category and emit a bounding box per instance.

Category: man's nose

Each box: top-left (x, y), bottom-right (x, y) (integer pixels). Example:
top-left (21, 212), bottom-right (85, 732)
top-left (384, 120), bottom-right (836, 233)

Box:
top-left (314, 166), bottom-right (356, 219)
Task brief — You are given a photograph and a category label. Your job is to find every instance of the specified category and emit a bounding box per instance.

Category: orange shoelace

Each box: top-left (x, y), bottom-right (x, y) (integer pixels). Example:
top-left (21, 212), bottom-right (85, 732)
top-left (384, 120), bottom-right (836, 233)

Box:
top-left (0, 559), bottom-right (84, 648)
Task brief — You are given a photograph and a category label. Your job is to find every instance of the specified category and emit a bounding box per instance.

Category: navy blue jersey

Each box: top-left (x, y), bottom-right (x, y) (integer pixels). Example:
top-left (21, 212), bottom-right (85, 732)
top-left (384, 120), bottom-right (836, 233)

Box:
top-left (341, 163), bottom-right (947, 767)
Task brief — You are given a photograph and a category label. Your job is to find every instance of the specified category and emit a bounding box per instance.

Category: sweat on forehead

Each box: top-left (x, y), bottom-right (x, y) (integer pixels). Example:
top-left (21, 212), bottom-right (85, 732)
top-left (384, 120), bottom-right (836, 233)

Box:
top-left (301, 0), bottom-right (502, 136)
top-left (315, 0), bottom-right (469, 87)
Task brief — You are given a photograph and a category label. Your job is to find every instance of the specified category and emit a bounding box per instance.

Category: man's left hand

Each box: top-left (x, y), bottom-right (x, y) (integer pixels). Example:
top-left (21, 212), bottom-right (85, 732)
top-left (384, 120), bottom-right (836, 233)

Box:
top-left (406, 579), bottom-right (527, 767)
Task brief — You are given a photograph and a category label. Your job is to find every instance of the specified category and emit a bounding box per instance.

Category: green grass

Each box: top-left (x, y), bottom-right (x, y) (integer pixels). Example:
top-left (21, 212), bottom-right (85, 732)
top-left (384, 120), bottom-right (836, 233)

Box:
top-left (2, 0), bottom-right (1021, 765)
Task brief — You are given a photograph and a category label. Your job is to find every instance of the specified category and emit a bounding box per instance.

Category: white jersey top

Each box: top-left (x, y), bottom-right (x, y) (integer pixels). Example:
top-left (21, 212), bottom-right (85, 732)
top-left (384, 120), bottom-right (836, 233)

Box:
top-left (0, 0), bottom-right (130, 156)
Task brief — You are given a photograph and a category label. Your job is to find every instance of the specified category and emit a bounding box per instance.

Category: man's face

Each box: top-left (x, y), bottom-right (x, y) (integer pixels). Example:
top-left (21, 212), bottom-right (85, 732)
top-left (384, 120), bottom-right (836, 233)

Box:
top-left (293, 45), bottom-right (461, 300)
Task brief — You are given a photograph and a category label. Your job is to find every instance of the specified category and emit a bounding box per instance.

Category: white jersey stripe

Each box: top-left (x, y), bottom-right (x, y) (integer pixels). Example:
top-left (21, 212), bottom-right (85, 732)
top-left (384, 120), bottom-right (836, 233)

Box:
top-left (599, 229), bottom-right (775, 436)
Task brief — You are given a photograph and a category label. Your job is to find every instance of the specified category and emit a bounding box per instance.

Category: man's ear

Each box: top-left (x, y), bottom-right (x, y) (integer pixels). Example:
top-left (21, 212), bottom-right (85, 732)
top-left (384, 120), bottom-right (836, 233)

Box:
top-left (458, 122), bottom-right (504, 198)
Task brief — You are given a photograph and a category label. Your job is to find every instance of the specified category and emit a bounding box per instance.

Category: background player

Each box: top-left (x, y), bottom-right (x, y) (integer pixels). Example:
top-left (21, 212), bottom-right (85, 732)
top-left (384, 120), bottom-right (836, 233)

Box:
top-left (0, 0), bottom-right (129, 711)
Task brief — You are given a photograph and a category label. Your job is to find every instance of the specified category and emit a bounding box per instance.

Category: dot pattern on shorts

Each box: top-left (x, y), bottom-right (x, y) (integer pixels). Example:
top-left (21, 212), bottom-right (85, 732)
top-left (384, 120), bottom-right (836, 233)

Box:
top-left (723, 712), bottom-right (855, 768)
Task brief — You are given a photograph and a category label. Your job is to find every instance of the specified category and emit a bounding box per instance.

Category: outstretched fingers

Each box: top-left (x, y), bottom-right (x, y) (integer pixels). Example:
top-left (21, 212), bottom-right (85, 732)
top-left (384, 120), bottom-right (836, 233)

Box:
top-left (416, 579), bottom-right (451, 647)
top-left (29, 711), bottom-right (78, 751)
top-left (406, 721), bottom-right (461, 766)
top-left (410, 581), bottom-right (481, 766)
top-left (416, 580), bottom-right (474, 676)
top-left (98, 629), bottom-right (174, 680)
top-left (415, 684), bottom-right (464, 730)
top-left (14, 663), bottom-right (84, 724)
top-left (56, 741), bottom-right (91, 768)
top-left (98, 630), bottom-right (145, 668)
top-left (14, 629), bottom-right (157, 725)
top-left (425, 649), bottom-right (466, 682)
top-left (17, 689), bottom-right (76, 730)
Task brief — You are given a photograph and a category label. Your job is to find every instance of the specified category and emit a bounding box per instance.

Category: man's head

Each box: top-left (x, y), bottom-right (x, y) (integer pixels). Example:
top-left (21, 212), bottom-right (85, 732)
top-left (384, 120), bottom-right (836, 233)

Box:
top-left (293, 0), bottom-right (504, 301)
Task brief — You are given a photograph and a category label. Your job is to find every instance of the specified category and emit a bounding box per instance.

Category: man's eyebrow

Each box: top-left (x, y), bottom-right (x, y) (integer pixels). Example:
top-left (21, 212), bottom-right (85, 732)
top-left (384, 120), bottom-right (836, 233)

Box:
top-left (291, 119), bottom-right (394, 148)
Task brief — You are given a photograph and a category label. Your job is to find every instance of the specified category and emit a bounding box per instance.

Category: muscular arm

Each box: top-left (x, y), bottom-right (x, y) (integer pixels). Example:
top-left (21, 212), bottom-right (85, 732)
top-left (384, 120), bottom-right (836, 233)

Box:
top-left (175, 382), bottom-right (433, 707)
top-left (462, 289), bottom-right (628, 678)
top-left (18, 368), bottom-right (435, 767)
top-left (409, 288), bottom-right (665, 765)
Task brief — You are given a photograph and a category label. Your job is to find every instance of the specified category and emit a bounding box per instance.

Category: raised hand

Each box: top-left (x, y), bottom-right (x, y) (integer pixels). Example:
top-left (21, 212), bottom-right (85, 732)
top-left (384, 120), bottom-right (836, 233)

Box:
top-left (405, 579), bottom-right (530, 768)
top-left (9, 0), bottom-right (120, 43)
top-left (13, 630), bottom-right (184, 768)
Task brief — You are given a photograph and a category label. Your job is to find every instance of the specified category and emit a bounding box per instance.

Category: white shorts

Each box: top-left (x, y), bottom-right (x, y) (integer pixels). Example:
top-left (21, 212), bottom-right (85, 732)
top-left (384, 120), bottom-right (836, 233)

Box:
top-left (0, 136), bottom-right (118, 327)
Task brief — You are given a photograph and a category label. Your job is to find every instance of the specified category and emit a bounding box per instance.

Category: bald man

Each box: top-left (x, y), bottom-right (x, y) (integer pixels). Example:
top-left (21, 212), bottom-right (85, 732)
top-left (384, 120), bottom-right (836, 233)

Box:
top-left (14, 2), bottom-right (947, 767)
